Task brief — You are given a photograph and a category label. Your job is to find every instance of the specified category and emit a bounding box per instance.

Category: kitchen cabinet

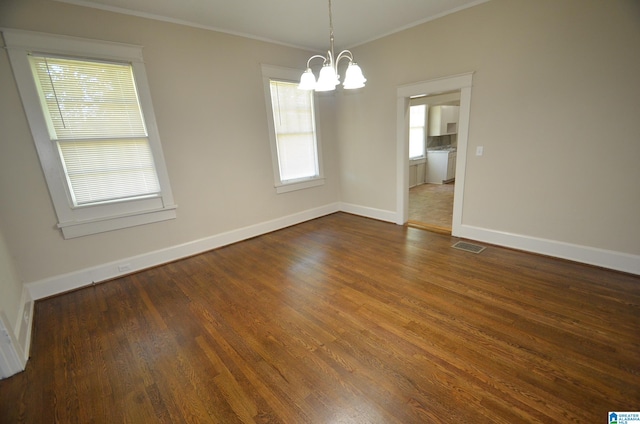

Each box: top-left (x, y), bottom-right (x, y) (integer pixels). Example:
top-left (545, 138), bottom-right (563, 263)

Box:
top-left (409, 159), bottom-right (427, 188)
top-left (446, 151), bottom-right (456, 181)
top-left (428, 105), bottom-right (459, 136)
top-left (426, 150), bottom-right (456, 184)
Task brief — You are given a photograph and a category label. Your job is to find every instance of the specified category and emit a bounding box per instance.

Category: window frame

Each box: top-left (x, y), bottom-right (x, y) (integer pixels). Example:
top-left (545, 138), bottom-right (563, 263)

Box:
top-left (2, 28), bottom-right (177, 238)
top-left (261, 64), bottom-right (325, 194)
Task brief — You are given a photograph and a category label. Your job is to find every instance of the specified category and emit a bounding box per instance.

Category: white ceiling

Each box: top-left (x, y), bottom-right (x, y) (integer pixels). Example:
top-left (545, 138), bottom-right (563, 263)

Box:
top-left (57, 0), bottom-right (488, 51)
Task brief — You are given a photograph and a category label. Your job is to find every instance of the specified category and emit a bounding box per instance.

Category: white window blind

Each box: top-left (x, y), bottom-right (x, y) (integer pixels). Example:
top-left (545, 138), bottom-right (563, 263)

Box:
top-left (29, 55), bottom-right (160, 206)
top-left (57, 139), bottom-right (159, 205)
top-left (409, 104), bottom-right (426, 159)
top-left (269, 80), bottom-right (319, 182)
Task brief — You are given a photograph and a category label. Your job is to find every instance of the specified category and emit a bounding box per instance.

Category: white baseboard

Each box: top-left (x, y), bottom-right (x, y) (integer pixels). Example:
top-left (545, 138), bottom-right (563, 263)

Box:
top-left (457, 224), bottom-right (640, 275)
top-left (339, 202), bottom-right (396, 223)
top-left (15, 287), bottom-right (33, 363)
top-left (26, 203), bottom-right (341, 300)
top-left (0, 310), bottom-right (25, 379)
top-left (24, 202), bottom-right (639, 302)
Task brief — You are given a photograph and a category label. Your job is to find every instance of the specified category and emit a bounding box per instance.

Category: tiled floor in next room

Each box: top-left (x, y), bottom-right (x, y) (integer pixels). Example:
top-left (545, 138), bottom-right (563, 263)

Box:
top-left (408, 183), bottom-right (454, 230)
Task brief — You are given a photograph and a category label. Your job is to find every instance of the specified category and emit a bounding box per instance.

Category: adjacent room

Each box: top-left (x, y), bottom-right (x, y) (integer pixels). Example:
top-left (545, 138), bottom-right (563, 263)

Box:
top-left (1, 0), bottom-right (639, 422)
top-left (408, 91), bottom-right (460, 232)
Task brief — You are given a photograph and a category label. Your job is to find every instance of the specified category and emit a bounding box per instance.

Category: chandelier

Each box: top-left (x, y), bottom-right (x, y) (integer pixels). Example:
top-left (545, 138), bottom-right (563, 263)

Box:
top-left (298, 0), bottom-right (367, 91)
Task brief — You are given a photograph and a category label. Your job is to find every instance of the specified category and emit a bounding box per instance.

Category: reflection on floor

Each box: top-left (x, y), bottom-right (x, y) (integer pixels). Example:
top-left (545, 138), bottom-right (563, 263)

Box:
top-left (408, 183), bottom-right (454, 232)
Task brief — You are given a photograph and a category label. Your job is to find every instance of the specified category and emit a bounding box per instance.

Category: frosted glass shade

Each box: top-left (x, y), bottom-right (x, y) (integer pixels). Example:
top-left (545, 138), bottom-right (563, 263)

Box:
top-left (298, 68), bottom-right (316, 90)
top-left (316, 65), bottom-right (339, 91)
top-left (343, 62), bottom-right (366, 89)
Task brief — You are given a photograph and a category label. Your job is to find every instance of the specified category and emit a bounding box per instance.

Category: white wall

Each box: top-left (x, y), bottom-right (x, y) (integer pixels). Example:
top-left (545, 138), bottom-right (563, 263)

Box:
top-left (0, 0), bottom-right (341, 293)
top-left (339, 0), bottom-right (640, 262)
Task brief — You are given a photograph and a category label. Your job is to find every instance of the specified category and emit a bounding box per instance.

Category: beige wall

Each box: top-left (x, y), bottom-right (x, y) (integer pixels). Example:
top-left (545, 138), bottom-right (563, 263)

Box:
top-left (0, 0), bottom-right (340, 284)
top-left (339, 0), bottom-right (640, 255)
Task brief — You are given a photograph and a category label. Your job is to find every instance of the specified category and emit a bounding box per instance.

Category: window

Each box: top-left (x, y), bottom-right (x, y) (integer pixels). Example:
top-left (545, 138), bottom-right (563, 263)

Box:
top-left (29, 56), bottom-right (160, 206)
top-left (3, 29), bottom-right (176, 238)
top-left (409, 104), bottom-right (426, 159)
top-left (262, 65), bottom-right (324, 193)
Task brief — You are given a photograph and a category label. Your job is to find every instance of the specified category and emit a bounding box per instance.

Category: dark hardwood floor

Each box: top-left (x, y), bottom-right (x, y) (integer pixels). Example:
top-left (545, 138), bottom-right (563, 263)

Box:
top-left (1, 212), bottom-right (639, 423)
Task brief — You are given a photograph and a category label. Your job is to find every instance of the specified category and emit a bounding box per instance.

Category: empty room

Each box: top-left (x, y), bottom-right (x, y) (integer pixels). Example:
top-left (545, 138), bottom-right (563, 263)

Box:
top-left (1, 0), bottom-right (639, 422)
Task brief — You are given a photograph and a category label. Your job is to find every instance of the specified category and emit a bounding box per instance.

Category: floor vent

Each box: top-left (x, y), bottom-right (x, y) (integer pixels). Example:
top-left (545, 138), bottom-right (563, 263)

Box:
top-left (452, 241), bottom-right (486, 254)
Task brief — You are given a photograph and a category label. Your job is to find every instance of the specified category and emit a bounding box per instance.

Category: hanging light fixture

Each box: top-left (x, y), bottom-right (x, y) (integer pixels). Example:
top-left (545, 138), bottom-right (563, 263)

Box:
top-left (298, 0), bottom-right (367, 92)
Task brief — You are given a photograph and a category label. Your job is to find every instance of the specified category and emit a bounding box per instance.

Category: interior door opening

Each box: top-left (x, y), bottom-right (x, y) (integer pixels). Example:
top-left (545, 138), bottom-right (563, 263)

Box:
top-left (395, 73), bottom-right (473, 237)
top-left (408, 92), bottom-right (461, 234)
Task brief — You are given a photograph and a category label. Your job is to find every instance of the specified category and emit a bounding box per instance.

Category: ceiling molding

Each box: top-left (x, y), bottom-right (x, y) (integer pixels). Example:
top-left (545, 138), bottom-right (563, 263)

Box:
top-left (54, 0), bottom-right (491, 52)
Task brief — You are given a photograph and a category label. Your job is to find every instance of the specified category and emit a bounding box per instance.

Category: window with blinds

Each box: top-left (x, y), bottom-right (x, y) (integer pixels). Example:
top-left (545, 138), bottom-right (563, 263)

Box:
top-left (29, 55), bottom-right (161, 206)
top-left (268, 80), bottom-right (319, 182)
top-left (5, 29), bottom-right (176, 238)
top-left (409, 104), bottom-right (426, 159)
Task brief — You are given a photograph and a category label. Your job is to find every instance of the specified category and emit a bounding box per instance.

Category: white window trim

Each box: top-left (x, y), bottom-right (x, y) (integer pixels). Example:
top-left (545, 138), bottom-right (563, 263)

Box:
top-left (261, 64), bottom-right (325, 194)
top-left (2, 28), bottom-right (177, 238)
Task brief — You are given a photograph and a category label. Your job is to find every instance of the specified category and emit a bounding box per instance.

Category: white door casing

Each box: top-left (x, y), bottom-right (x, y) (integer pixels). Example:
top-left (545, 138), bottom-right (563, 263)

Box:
top-left (396, 72), bottom-right (473, 236)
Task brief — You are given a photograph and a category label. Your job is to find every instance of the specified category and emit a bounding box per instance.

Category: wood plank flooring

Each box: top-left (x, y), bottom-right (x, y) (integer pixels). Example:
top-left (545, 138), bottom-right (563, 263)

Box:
top-left (1, 212), bottom-right (639, 423)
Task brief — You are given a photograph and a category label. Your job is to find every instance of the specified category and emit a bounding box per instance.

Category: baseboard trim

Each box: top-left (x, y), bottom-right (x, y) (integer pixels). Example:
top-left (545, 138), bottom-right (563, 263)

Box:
top-left (14, 287), bottom-right (33, 363)
top-left (0, 310), bottom-right (25, 379)
top-left (24, 203), bottom-right (639, 302)
top-left (339, 202), bottom-right (396, 223)
top-left (26, 203), bottom-right (341, 300)
top-left (458, 224), bottom-right (640, 275)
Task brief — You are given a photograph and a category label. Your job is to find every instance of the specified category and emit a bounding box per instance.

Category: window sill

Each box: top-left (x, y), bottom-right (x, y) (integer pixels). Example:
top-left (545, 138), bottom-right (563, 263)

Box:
top-left (275, 178), bottom-right (325, 194)
top-left (58, 205), bottom-right (177, 239)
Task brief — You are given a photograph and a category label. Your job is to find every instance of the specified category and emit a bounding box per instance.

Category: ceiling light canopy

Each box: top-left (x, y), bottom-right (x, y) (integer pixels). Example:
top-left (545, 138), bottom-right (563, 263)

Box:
top-left (298, 0), bottom-right (367, 92)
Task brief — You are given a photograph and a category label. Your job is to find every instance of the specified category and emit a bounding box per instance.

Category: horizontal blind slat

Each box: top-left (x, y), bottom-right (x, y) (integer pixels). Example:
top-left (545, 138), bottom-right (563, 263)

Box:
top-left (58, 139), bottom-right (160, 205)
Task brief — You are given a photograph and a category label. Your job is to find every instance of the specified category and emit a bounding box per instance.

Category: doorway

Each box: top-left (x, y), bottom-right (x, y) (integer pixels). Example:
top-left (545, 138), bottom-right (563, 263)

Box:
top-left (395, 73), bottom-right (473, 238)
top-left (408, 92), bottom-right (460, 233)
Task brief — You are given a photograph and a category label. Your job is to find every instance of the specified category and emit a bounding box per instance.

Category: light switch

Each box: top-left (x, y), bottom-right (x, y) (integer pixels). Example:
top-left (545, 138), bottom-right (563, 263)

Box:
top-left (476, 146), bottom-right (484, 156)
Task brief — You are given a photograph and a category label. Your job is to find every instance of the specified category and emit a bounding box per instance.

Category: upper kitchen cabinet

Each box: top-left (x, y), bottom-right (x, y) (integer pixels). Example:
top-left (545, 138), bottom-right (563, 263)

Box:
top-left (428, 105), bottom-right (460, 136)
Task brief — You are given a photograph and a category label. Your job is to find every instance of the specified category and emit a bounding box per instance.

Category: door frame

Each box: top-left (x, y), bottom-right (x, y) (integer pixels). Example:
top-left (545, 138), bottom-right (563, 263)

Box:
top-left (395, 72), bottom-right (473, 237)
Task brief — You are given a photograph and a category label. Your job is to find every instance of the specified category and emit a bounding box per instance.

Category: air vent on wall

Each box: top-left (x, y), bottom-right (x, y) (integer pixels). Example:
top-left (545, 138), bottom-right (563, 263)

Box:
top-left (452, 241), bottom-right (486, 254)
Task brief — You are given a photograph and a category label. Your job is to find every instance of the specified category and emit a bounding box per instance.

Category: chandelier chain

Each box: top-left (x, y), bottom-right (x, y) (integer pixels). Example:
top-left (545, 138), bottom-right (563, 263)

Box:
top-left (328, 0), bottom-right (334, 41)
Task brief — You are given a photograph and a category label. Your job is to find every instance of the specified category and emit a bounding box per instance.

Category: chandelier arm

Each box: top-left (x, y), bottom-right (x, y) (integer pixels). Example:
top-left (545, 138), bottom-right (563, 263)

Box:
top-left (306, 54), bottom-right (328, 68)
top-left (335, 50), bottom-right (354, 68)
top-left (326, 49), bottom-right (334, 67)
